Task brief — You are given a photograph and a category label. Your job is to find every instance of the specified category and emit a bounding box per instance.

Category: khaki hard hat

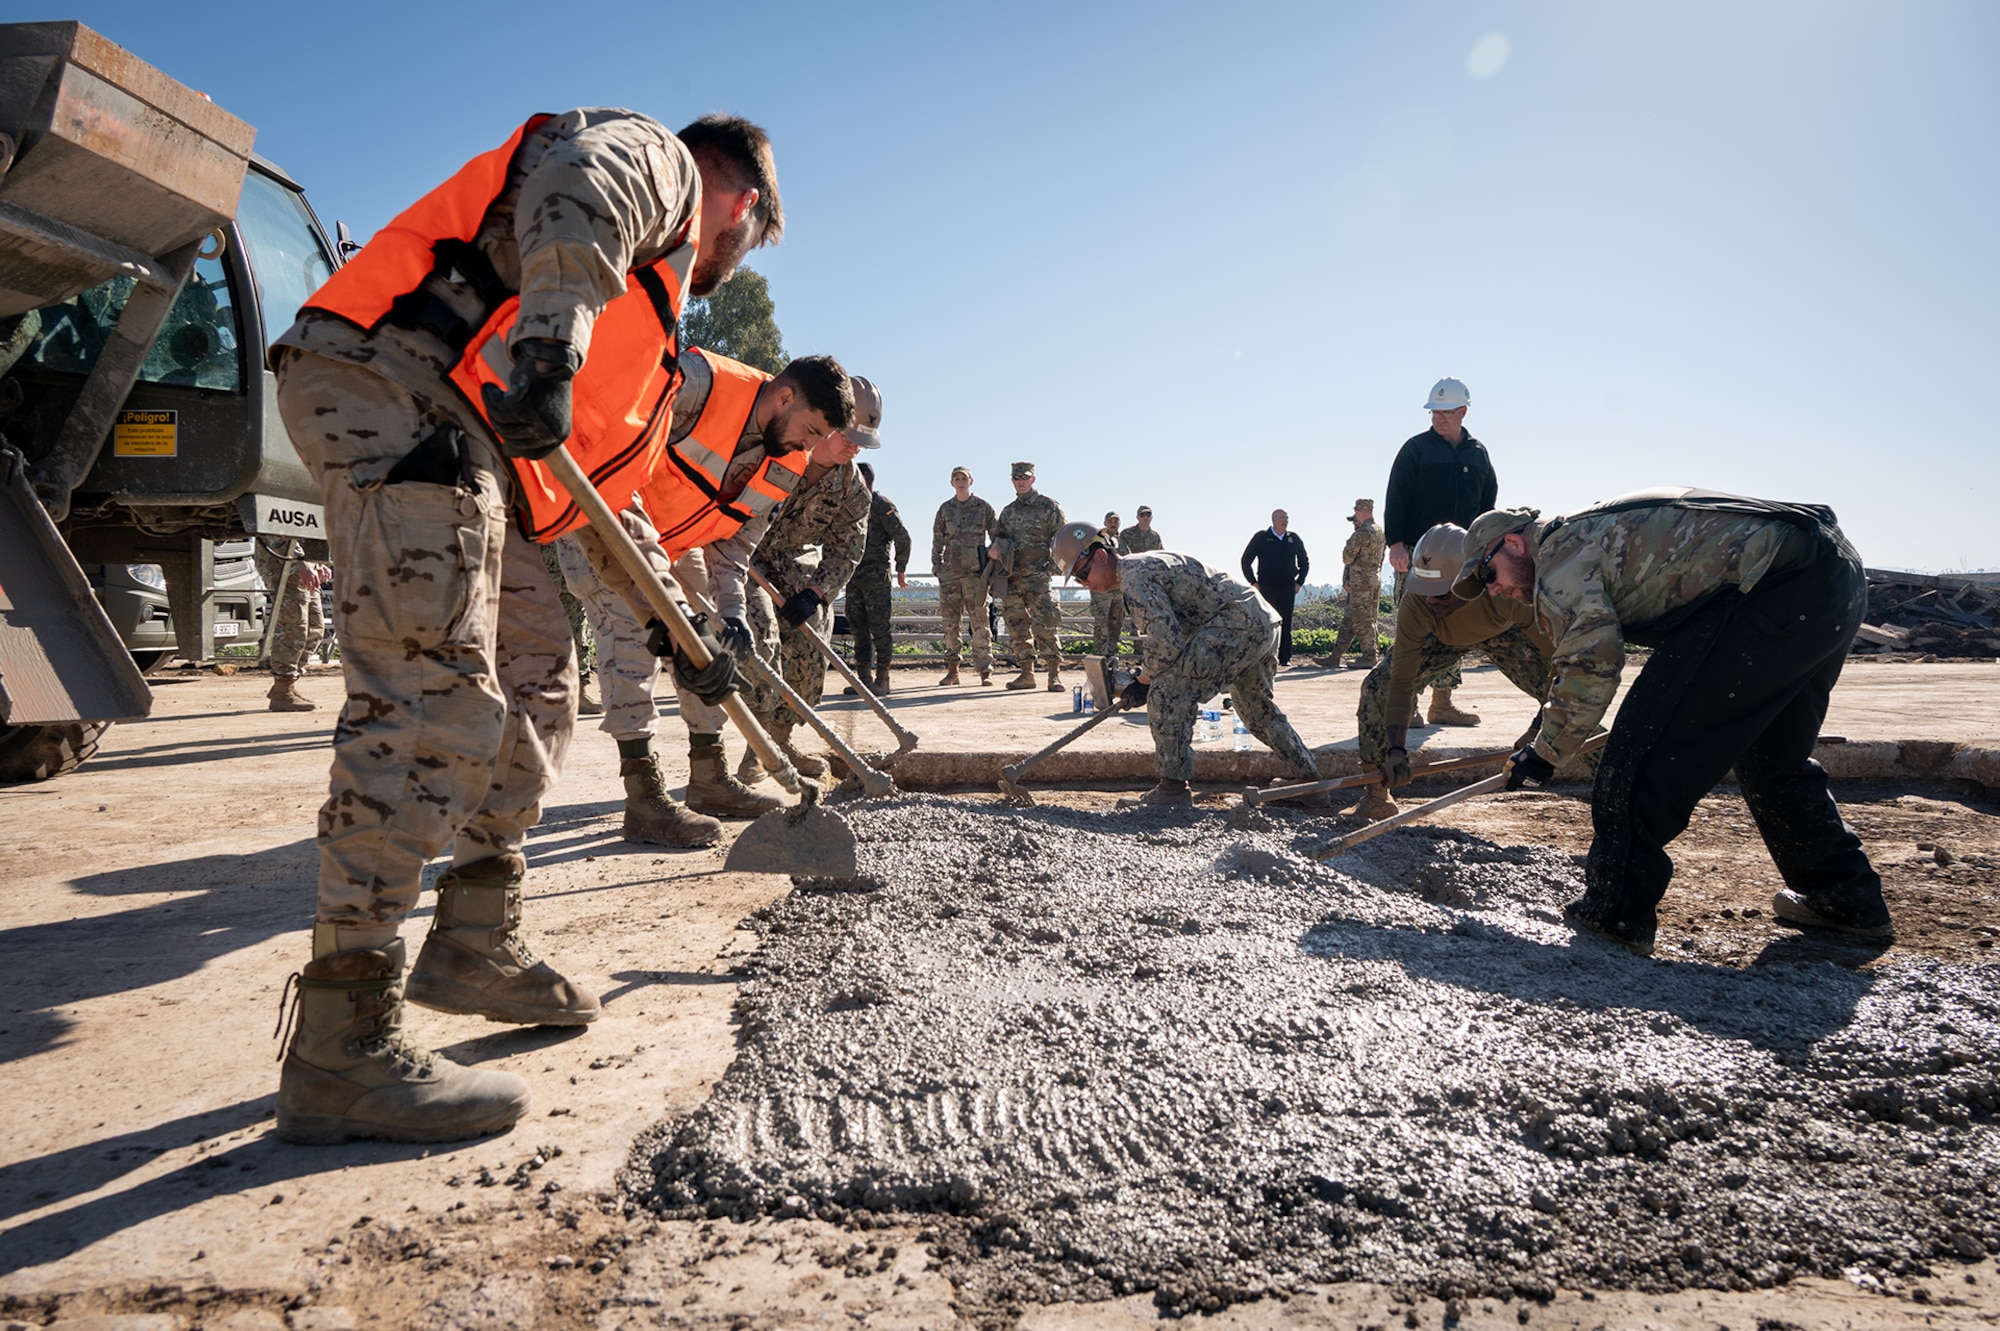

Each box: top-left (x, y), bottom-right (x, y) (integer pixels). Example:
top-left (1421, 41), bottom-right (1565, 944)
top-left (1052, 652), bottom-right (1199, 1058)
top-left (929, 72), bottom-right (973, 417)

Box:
top-left (1407, 524), bottom-right (1468, 591)
top-left (1451, 507), bottom-right (1541, 600)
top-left (843, 376), bottom-right (883, 448)
top-left (1424, 377), bottom-right (1471, 412)
top-left (1053, 521), bottom-right (1106, 583)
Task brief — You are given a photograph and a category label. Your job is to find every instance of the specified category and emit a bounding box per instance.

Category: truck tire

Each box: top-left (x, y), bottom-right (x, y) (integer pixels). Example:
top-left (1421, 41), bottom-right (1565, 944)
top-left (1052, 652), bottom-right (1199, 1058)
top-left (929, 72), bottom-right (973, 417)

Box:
top-left (0, 721), bottom-right (112, 784)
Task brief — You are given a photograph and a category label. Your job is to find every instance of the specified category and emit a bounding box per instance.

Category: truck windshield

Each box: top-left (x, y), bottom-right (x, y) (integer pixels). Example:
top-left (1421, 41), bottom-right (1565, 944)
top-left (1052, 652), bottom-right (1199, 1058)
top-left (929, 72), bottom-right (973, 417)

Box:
top-left (19, 254), bottom-right (243, 393)
top-left (235, 171), bottom-right (334, 346)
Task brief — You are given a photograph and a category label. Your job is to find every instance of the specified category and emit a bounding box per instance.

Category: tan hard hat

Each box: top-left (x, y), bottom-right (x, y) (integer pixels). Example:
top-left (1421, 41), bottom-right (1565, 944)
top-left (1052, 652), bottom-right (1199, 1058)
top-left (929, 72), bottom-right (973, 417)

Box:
top-left (842, 376), bottom-right (883, 448)
top-left (1052, 521), bottom-right (1106, 582)
top-left (1408, 523), bottom-right (1468, 591)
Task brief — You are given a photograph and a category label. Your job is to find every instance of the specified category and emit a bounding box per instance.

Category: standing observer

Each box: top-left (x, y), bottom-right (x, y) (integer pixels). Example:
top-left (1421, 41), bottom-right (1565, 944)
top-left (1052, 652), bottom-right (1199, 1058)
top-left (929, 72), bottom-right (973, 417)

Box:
top-left (1240, 509), bottom-right (1309, 667)
top-left (1384, 377), bottom-right (1497, 726)
top-left (931, 467), bottom-right (997, 685)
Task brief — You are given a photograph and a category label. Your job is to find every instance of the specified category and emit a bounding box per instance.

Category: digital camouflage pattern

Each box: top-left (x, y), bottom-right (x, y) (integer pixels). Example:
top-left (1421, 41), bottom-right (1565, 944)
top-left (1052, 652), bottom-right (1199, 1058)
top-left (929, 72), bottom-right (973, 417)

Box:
top-left (1529, 506), bottom-right (1814, 765)
top-left (1119, 552), bottom-right (1317, 782)
top-left (996, 488), bottom-right (1066, 670)
top-left (848, 490), bottom-right (911, 673)
top-left (273, 355), bottom-right (576, 924)
top-left (1334, 516), bottom-right (1386, 663)
top-left (1117, 525), bottom-right (1164, 555)
top-left (932, 495), bottom-right (997, 669)
top-left (750, 461), bottom-right (871, 720)
top-left (253, 538), bottom-right (326, 679)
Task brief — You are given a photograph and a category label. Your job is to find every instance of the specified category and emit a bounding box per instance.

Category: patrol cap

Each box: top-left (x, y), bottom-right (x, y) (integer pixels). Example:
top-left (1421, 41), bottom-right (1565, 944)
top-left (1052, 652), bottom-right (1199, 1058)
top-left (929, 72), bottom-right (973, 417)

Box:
top-left (1407, 524), bottom-right (1466, 590)
top-left (950, 465), bottom-right (971, 481)
top-left (1104, 511), bottom-right (1119, 525)
top-left (842, 376), bottom-right (883, 448)
top-left (1136, 505), bottom-right (1152, 517)
top-left (1011, 461), bottom-right (1035, 479)
top-left (1349, 497), bottom-right (1374, 519)
top-left (1451, 507), bottom-right (1541, 600)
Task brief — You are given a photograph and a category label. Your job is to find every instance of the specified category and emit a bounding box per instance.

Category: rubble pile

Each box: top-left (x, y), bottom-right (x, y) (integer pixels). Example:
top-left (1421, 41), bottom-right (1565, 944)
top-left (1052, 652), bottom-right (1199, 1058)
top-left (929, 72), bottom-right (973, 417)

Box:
top-left (1856, 570), bottom-right (2000, 658)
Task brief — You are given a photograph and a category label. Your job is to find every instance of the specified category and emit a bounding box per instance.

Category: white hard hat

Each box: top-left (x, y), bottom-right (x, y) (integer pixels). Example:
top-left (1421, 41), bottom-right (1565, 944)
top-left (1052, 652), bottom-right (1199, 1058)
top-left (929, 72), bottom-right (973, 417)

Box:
top-left (1423, 377), bottom-right (1470, 411)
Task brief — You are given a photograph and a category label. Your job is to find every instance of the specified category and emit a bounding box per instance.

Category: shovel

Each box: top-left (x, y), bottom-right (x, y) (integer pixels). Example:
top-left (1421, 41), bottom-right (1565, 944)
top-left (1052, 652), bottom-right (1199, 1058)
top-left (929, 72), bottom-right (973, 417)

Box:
top-left (998, 700), bottom-right (1130, 806)
top-left (543, 447), bottom-right (857, 879)
top-left (1308, 733), bottom-right (1610, 859)
top-left (747, 566), bottom-right (919, 765)
top-left (1241, 746), bottom-right (1517, 807)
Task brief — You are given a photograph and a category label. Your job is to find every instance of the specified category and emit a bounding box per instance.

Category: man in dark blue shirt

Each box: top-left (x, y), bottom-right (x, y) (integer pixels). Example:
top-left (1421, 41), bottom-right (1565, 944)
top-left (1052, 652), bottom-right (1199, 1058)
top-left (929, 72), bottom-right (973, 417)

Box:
top-left (1241, 509), bottom-right (1310, 666)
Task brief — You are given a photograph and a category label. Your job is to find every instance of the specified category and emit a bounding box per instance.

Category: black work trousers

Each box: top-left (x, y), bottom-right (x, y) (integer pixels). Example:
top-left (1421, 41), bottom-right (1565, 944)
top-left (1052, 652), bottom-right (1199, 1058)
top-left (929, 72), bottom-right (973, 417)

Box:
top-left (1584, 545), bottom-right (1880, 922)
top-left (1262, 588), bottom-right (1296, 664)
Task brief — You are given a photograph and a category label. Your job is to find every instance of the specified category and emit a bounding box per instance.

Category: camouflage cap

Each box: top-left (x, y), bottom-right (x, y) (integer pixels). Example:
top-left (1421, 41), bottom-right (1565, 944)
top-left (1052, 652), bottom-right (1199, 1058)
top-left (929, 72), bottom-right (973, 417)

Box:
top-left (1011, 461), bottom-right (1035, 479)
top-left (950, 465), bottom-right (972, 481)
top-left (1136, 504), bottom-right (1152, 516)
top-left (1451, 507), bottom-right (1541, 600)
top-left (1349, 498), bottom-right (1374, 518)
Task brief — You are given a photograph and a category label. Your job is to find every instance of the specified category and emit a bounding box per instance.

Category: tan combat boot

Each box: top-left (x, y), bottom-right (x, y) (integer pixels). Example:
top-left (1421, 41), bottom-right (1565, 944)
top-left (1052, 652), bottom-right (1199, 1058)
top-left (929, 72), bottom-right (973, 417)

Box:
top-left (620, 755), bottom-right (725, 846)
top-left (686, 745), bottom-right (782, 818)
top-left (268, 677), bottom-right (316, 712)
top-left (408, 856), bottom-right (600, 1026)
top-left (1045, 666), bottom-right (1065, 694)
top-left (1137, 778), bottom-right (1194, 806)
top-left (577, 675), bottom-right (604, 717)
top-left (873, 665), bottom-right (892, 693)
top-left (938, 662), bottom-right (961, 686)
top-left (1354, 785), bottom-right (1401, 822)
top-left (1005, 667), bottom-right (1039, 691)
top-left (277, 927), bottom-right (531, 1144)
top-left (979, 665), bottom-right (993, 686)
top-left (1427, 688), bottom-right (1481, 727)
top-left (770, 720), bottom-right (828, 778)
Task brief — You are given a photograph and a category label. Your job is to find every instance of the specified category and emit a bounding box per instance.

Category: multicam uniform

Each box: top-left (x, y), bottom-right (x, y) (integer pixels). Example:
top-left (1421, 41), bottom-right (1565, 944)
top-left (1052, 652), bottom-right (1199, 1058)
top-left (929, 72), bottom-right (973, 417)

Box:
top-left (1522, 489), bottom-right (1881, 926)
top-left (272, 109), bottom-right (698, 921)
top-left (253, 537), bottom-right (326, 679)
top-left (847, 490), bottom-right (910, 678)
top-left (748, 461), bottom-right (871, 725)
top-left (1093, 524), bottom-right (1161, 660)
top-left (1355, 592), bottom-right (1552, 765)
top-left (1120, 552), bottom-right (1319, 783)
top-left (931, 495), bottom-right (997, 672)
top-left (996, 488), bottom-right (1066, 672)
top-left (1335, 518), bottom-right (1386, 665)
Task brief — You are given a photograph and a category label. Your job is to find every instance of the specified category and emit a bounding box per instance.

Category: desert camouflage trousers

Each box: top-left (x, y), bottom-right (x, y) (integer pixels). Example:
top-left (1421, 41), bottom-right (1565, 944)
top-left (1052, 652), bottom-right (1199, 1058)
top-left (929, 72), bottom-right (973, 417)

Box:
top-left (1091, 589), bottom-right (1124, 659)
top-left (274, 352), bottom-right (576, 925)
top-left (937, 570), bottom-right (992, 669)
top-left (1001, 570), bottom-right (1063, 671)
top-left (1355, 626), bottom-right (1550, 765)
top-left (1332, 576), bottom-right (1381, 663)
top-left (1149, 620), bottom-right (1317, 782)
top-left (252, 545), bottom-right (325, 677)
top-left (846, 566), bottom-right (894, 675)
top-left (1392, 569), bottom-right (1461, 691)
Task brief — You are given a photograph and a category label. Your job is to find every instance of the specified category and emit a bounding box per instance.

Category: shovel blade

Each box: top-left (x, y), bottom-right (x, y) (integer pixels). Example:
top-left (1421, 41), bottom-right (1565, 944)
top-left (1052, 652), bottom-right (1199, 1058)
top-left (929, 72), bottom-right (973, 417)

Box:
top-left (723, 802), bottom-right (858, 878)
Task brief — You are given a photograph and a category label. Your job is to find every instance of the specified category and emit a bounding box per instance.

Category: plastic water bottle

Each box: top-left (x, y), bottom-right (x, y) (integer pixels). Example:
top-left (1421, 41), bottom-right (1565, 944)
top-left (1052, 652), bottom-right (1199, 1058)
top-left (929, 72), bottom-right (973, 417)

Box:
top-left (1200, 708), bottom-right (1222, 742)
top-left (1233, 716), bottom-right (1253, 751)
top-left (1082, 692), bottom-right (1095, 715)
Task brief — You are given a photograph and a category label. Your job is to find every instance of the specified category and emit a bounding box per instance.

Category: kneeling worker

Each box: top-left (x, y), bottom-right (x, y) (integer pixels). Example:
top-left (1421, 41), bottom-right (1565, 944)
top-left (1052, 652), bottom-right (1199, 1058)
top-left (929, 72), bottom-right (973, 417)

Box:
top-left (1355, 523), bottom-right (1558, 822)
top-left (1458, 489), bottom-right (1892, 954)
top-left (1057, 523), bottom-right (1321, 806)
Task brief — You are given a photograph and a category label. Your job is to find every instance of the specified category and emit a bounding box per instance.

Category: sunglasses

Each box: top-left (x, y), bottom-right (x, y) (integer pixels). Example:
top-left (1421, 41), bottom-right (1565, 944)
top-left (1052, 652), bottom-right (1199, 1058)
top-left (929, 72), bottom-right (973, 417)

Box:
top-left (1474, 529), bottom-right (1525, 585)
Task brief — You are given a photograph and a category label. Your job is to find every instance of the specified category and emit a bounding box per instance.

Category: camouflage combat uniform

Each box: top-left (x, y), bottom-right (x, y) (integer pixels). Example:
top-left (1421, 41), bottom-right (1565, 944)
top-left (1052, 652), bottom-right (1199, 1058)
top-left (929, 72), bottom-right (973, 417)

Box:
top-left (253, 537), bottom-right (326, 678)
top-left (1335, 517), bottom-right (1386, 665)
top-left (1091, 524), bottom-right (1162, 660)
top-left (847, 489), bottom-right (910, 677)
top-left (272, 109), bottom-right (695, 922)
top-left (1521, 490), bottom-right (1881, 927)
top-left (932, 494), bottom-right (997, 670)
top-left (748, 460), bottom-right (870, 724)
top-left (996, 486), bottom-right (1066, 672)
top-left (1355, 591), bottom-right (1551, 764)
top-left (540, 543), bottom-right (594, 679)
top-left (1120, 552), bottom-right (1319, 783)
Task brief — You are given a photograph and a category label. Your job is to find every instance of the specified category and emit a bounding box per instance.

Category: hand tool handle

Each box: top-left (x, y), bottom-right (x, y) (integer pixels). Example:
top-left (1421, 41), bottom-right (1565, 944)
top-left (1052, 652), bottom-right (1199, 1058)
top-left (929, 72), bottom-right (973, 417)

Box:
top-left (1001, 701), bottom-right (1128, 784)
top-left (674, 573), bottom-right (894, 797)
top-left (545, 446), bottom-right (801, 794)
top-left (1244, 746), bottom-right (1517, 807)
top-left (747, 566), bottom-right (918, 754)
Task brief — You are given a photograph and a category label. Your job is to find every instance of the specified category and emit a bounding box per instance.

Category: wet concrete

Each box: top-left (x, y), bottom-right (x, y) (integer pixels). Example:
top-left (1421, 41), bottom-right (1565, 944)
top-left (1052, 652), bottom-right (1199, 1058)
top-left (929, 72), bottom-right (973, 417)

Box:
top-left (625, 795), bottom-right (2000, 1316)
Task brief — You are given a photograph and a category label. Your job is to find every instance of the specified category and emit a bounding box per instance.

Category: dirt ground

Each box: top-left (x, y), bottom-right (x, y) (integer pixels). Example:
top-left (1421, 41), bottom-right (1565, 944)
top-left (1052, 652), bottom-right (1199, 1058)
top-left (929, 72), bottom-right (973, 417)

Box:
top-left (2, 669), bottom-right (1997, 1329)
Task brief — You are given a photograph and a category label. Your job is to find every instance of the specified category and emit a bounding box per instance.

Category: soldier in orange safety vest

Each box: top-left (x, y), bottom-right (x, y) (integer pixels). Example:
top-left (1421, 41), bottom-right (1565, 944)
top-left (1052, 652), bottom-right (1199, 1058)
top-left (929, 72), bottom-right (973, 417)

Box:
top-left (266, 110), bottom-right (782, 1148)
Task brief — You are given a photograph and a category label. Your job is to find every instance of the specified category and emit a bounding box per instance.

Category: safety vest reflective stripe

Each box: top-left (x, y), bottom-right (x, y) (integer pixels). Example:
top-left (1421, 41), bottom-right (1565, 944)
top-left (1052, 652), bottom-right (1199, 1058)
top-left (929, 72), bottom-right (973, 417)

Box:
top-left (297, 114), bottom-right (699, 545)
top-left (642, 350), bottom-right (808, 560)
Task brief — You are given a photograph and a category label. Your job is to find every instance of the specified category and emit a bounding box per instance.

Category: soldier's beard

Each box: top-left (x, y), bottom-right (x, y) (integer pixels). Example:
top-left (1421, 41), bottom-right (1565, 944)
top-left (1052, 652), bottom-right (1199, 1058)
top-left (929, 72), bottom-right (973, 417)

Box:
top-left (690, 220), bottom-right (756, 296)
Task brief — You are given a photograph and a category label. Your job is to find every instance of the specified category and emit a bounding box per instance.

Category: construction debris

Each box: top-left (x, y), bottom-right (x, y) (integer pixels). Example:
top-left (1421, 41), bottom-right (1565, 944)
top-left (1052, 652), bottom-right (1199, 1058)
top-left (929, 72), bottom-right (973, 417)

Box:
top-left (1857, 569), bottom-right (2000, 658)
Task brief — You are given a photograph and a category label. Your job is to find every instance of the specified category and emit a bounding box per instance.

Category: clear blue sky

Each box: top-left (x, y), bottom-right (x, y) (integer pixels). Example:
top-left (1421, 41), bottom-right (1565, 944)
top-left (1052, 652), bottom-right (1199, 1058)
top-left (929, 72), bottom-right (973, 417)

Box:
top-left (65, 0), bottom-right (1999, 576)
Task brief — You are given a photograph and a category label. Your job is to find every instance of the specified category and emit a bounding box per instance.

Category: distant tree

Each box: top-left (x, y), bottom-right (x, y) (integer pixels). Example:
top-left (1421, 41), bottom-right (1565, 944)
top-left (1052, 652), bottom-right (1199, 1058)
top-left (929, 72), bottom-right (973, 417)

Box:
top-left (680, 267), bottom-right (786, 373)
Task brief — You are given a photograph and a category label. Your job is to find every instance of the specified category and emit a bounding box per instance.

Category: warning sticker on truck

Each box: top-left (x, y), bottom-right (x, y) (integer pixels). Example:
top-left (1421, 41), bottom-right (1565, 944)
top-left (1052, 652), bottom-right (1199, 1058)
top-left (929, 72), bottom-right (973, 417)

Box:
top-left (113, 410), bottom-right (178, 457)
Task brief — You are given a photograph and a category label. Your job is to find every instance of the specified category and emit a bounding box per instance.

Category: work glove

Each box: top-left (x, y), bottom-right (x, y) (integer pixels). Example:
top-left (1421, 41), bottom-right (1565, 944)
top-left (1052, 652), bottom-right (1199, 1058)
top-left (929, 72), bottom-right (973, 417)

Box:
top-left (1381, 748), bottom-right (1412, 789)
top-left (1504, 745), bottom-right (1555, 791)
top-left (1118, 678), bottom-right (1150, 711)
top-left (778, 587), bottom-right (823, 628)
top-left (479, 338), bottom-right (581, 460)
top-left (646, 612), bottom-right (739, 705)
top-left (718, 616), bottom-right (753, 661)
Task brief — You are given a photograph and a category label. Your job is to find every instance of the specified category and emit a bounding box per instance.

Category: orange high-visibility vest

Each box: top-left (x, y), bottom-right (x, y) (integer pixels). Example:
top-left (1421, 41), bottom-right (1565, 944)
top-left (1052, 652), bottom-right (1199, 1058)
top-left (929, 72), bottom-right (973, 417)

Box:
top-left (299, 114), bottom-right (699, 543)
top-left (642, 350), bottom-right (807, 559)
